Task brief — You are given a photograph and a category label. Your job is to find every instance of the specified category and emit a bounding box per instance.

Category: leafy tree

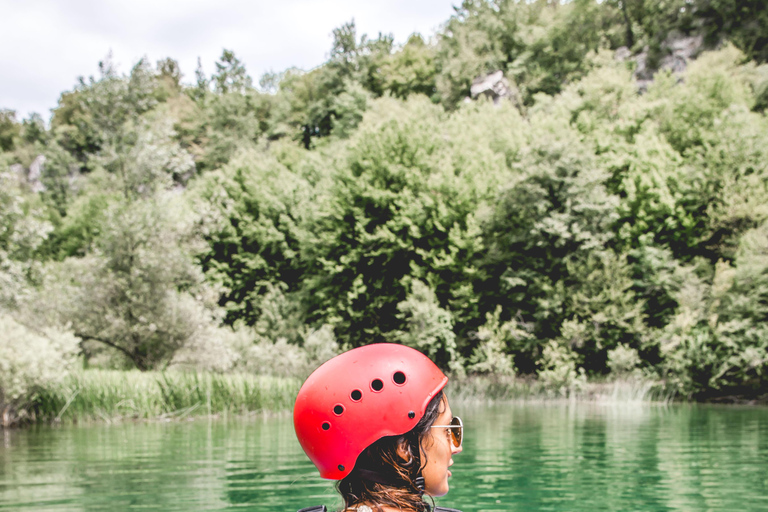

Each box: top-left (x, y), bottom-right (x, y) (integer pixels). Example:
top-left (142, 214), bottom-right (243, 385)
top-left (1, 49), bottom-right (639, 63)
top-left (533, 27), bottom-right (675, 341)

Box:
top-left (435, 0), bottom-right (514, 107)
top-left (38, 140), bottom-right (79, 217)
top-left (190, 56), bottom-right (210, 103)
top-left (654, 233), bottom-right (768, 398)
top-left (478, 111), bottom-right (618, 371)
top-left (381, 34), bottom-right (438, 99)
top-left (53, 193), bottom-right (208, 370)
top-left (155, 57), bottom-right (183, 101)
top-left (194, 147), bottom-right (314, 325)
top-left (50, 53), bottom-right (160, 169)
top-left (270, 21), bottom-right (386, 147)
top-left (0, 171), bottom-right (52, 308)
top-left (0, 109), bottom-right (21, 152)
top-left (272, 66), bottom-right (348, 147)
top-left (696, 0), bottom-right (768, 62)
top-left (212, 49), bottom-right (252, 94)
top-left (196, 90), bottom-right (274, 171)
top-left (0, 314), bottom-right (79, 413)
top-left (21, 114), bottom-right (47, 145)
top-left (392, 279), bottom-right (463, 370)
top-left (468, 306), bottom-right (518, 375)
top-left (301, 97), bottom-right (483, 351)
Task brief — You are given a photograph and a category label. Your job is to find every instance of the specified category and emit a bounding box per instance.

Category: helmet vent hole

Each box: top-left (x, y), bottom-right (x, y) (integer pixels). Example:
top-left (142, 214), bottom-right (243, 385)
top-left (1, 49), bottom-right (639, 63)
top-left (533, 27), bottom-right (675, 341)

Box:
top-left (371, 379), bottom-right (384, 392)
top-left (322, 422), bottom-right (331, 431)
top-left (350, 389), bottom-right (362, 402)
top-left (333, 404), bottom-right (344, 415)
top-left (393, 371), bottom-right (406, 385)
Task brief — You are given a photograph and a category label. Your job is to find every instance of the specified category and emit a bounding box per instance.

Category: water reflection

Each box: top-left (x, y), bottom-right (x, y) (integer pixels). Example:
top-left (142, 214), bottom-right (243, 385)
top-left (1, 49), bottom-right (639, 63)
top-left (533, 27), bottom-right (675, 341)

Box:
top-left (1, 404), bottom-right (766, 511)
top-left (442, 403), bottom-right (768, 512)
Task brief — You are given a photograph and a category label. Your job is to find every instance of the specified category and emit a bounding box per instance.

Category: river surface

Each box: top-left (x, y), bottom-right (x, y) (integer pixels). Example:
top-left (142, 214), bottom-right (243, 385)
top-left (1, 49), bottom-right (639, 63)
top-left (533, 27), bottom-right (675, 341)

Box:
top-left (1, 403), bottom-right (767, 511)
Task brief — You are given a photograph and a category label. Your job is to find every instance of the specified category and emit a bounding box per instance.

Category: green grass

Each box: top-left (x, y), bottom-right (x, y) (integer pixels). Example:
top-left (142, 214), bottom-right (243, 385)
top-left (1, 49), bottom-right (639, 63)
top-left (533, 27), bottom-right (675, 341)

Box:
top-left (26, 369), bottom-right (301, 424)
top-left (447, 374), bottom-right (670, 404)
top-left (10, 371), bottom-right (670, 427)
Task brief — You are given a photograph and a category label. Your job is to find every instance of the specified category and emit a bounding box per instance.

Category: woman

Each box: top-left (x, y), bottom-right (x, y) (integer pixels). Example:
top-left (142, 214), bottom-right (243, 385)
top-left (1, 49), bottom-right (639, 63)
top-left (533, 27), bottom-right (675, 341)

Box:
top-left (294, 343), bottom-right (463, 512)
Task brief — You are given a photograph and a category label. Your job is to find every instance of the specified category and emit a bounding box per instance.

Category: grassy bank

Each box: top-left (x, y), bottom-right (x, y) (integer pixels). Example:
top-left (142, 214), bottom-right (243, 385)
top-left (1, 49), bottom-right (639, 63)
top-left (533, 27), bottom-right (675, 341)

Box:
top-left (447, 375), bottom-right (670, 405)
top-left (7, 370), bottom-right (301, 426)
top-left (0, 370), bottom-right (710, 428)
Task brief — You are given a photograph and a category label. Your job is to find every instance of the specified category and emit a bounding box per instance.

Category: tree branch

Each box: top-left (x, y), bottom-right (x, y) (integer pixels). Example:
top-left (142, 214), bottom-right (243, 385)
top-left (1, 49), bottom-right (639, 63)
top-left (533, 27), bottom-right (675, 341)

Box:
top-left (74, 332), bottom-right (141, 370)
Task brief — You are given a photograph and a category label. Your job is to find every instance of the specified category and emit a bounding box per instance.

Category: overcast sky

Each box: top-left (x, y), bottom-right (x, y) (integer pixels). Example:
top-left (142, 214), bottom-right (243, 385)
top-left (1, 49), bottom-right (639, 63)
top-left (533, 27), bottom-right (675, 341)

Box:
top-left (0, 0), bottom-right (457, 121)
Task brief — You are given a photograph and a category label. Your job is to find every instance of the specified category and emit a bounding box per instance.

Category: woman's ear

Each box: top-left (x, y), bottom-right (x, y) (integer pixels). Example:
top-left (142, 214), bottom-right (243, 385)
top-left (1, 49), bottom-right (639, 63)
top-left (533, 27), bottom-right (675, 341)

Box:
top-left (396, 438), bottom-right (412, 463)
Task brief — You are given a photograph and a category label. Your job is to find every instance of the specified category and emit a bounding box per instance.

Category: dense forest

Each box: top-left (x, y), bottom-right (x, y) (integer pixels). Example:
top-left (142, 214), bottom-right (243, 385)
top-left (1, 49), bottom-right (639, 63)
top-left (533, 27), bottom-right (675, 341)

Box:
top-left (2, 0), bottom-right (768, 416)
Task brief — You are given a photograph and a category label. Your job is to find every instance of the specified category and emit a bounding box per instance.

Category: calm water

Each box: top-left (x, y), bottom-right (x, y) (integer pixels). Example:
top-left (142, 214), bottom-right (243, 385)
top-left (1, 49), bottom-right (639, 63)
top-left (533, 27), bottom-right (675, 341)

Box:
top-left (1, 403), bottom-right (767, 511)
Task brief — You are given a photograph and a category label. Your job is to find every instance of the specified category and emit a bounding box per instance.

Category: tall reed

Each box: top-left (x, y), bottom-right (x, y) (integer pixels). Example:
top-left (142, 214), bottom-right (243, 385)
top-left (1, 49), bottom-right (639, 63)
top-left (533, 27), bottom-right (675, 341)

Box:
top-left (28, 369), bottom-right (301, 424)
top-left (447, 374), bottom-right (668, 405)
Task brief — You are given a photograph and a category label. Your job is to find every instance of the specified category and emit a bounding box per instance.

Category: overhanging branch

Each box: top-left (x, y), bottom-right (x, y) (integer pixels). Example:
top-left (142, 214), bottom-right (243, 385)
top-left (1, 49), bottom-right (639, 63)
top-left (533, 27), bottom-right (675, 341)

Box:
top-left (75, 332), bottom-right (140, 369)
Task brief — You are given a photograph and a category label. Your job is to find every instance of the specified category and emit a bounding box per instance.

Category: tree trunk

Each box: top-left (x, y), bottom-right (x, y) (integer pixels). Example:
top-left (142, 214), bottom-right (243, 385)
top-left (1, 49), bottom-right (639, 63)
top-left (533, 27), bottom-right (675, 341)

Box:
top-left (76, 333), bottom-right (146, 371)
top-left (621, 0), bottom-right (635, 48)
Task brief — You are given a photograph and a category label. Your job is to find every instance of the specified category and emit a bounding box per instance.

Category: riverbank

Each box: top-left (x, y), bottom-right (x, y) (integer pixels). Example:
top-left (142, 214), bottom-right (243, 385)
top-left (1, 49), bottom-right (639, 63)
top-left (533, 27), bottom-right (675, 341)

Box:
top-left (5, 370), bottom-right (766, 428)
top-left (447, 374), bottom-right (669, 405)
top-left (2, 370), bottom-right (301, 427)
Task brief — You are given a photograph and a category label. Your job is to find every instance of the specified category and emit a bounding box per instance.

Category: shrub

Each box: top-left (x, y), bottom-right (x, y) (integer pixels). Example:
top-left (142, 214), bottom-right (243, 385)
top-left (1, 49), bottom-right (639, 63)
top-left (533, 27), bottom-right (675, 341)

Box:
top-left (537, 340), bottom-right (587, 397)
top-left (0, 314), bottom-right (79, 413)
top-left (392, 280), bottom-right (463, 373)
top-left (468, 306), bottom-right (517, 376)
top-left (607, 344), bottom-right (642, 377)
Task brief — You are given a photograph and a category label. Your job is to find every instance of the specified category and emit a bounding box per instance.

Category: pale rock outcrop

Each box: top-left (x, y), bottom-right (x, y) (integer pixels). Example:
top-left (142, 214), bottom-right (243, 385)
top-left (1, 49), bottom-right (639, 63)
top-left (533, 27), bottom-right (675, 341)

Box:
top-left (469, 70), bottom-right (519, 106)
top-left (616, 32), bottom-right (704, 91)
top-left (28, 155), bottom-right (46, 193)
top-left (8, 155), bottom-right (47, 192)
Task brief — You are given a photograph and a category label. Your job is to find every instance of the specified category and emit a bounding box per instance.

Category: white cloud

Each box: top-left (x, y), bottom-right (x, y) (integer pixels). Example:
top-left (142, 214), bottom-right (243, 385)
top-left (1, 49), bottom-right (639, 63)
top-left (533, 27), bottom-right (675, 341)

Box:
top-left (0, 0), bottom-right (455, 120)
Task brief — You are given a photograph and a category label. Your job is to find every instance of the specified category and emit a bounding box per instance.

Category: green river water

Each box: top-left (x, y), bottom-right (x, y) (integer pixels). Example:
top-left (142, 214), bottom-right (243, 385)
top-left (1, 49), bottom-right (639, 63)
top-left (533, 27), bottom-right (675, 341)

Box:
top-left (1, 403), bottom-right (767, 511)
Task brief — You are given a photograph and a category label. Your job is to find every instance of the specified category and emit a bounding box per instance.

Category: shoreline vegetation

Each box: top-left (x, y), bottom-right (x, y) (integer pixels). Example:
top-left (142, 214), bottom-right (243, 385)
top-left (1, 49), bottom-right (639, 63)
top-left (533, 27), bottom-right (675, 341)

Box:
top-left (3, 369), bottom-right (765, 428)
top-left (3, 0), bottom-right (768, 429)
top-left (2, 370), bottom-right (301, 427)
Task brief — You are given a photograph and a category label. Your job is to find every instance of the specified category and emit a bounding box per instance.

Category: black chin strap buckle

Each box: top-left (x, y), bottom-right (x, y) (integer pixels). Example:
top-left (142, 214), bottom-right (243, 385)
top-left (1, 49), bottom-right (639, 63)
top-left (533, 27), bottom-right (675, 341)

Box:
top-left (414, 476), bottom-right (425, 494)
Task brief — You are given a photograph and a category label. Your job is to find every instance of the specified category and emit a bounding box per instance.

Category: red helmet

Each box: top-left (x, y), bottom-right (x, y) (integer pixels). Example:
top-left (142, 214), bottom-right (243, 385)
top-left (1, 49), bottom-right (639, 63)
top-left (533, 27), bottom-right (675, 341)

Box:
top-left (293, 343), bottom-right (448, 480)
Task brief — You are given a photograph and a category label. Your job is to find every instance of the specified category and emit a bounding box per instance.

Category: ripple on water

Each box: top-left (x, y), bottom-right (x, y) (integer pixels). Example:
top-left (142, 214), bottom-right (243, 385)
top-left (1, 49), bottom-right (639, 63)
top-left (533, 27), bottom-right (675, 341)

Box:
top-left (2, 404), bottom-right (767, 511)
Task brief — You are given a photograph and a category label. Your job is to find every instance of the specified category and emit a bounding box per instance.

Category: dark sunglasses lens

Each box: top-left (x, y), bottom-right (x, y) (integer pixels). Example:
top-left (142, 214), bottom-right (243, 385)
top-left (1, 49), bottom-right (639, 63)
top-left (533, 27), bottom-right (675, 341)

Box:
top-left (451, 416), bottom-right (463, 447)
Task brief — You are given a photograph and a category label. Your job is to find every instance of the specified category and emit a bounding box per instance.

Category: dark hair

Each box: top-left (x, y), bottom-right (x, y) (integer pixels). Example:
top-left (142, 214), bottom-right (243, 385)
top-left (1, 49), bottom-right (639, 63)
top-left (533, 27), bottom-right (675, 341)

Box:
top-left (336, 390), bottom-right (445, 512)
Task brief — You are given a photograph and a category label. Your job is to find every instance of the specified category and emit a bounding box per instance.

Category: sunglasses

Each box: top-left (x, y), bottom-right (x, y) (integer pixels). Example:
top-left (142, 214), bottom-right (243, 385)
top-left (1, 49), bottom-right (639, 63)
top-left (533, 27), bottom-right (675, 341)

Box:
top-left (431, 416), bottom-right (463, 448)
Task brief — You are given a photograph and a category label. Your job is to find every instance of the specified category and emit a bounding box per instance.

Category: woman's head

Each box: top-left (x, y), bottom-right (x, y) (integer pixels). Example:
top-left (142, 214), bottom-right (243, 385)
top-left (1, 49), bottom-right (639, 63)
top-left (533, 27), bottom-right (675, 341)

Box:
top-left (337, 390), bottom-right (462, 509)
top-left (293, 344), bottom-right (461, 510)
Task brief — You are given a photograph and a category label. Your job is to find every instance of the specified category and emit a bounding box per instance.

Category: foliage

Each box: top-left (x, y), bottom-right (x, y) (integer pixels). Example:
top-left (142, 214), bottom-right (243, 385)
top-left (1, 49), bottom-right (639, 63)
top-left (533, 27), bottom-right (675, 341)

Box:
top-left (39, 193), bottom-right (209, 371)
top-left (28, 369), bottom-right (300, 424)
top-left (0, 314), bottom-right (79, 410)
top-left (654, 228), bottom-right (768, 398)
top-left (696, 0), bottom-right (768, 62)
top-left (537, 340), bottom-right (588, 397)
top-left (0, 170), bottom-right (52, 308)
top-left (233, 324), bottom-right (339, 379)
top-left (0, 109), bottom-right (20, 151)
top-left (301, 97), bottom-right (483, 351)
top-left (467, 306), bottom-right (517, 376)
top-left (3, 4), bottom-right (768, 407)
top-left (382, 34), bottom-right (438, 100)
top-left (193, 147), bottom-right (315, 325)
top-left (392, 280), bottom-right (463, 371)
top-left (607, 344), bottom-right (642, 377)
top-left (212, 49), bottom-right (253, 94)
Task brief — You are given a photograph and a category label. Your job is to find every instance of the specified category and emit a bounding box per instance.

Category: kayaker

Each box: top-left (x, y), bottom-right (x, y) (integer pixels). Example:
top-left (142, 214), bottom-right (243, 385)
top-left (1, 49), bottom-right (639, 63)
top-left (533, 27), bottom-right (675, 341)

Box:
top-left (293, 343), bottom-right (463, 512)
